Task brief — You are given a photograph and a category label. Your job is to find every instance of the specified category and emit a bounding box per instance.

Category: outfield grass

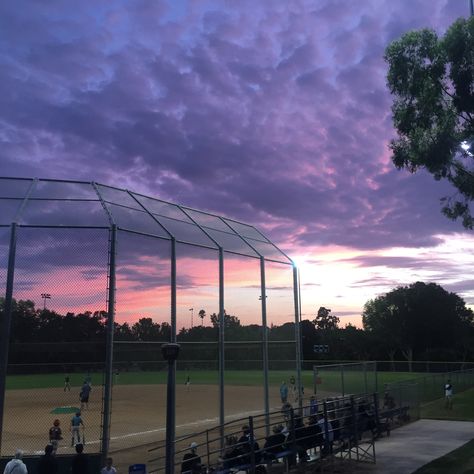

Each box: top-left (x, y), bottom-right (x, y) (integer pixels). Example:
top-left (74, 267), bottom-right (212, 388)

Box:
top-left (412, 438), bottom-right (474, 474)
top-left (421, 388), bottom-right (474, 422)
top-left (5, 369), bottom-right (425, 391)
top-left (413, 389), bottom-right (474, 473)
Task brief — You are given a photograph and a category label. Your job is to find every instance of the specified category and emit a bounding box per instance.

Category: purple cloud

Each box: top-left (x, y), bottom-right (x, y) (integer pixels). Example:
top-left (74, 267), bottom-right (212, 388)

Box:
top-left (0, 0), bottom-right (473, 315)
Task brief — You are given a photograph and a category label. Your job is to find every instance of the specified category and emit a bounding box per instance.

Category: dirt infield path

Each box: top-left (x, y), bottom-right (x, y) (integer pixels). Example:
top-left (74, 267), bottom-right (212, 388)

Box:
top-left (2, 382), bottom-right (324, 457)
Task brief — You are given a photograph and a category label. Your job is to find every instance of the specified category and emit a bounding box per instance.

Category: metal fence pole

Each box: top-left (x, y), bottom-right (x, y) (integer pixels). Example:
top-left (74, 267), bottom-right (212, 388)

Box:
top-left (0, 223), bottom-right (17, 455)
top-left (218, 248), bottom-right (225, 447)
top-left (292, 265), bottom-right (303, 412)
top-left (101, 224), bottom-right (117, 463)
top-left (341, 365), bottom-right (345, 397)
top-left (164, 238), bottom-right (178, 474)
top-left (260, 257), bottom-right (270, 436)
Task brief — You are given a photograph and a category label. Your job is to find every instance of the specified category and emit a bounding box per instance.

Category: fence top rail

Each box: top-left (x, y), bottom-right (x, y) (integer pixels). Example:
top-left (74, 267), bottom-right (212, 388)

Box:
top-left (314, 361), bottom-right (375, 369)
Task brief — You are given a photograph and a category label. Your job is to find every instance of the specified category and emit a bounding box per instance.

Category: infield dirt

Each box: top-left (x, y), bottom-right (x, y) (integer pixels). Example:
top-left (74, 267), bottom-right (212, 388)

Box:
top-left (2, 383), bottom-right (332, 471)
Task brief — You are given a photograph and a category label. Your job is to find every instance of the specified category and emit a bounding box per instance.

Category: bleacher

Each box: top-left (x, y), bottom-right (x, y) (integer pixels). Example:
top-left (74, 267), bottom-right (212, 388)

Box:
top-left (148, 391), bottom-right (414, 473)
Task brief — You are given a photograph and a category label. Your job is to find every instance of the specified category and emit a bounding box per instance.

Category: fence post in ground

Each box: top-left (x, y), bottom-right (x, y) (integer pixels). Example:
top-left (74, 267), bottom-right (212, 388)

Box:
top-left (249, 416), bottom-right (256, 473)
top-left (292, 265), bottom-right (303, 413)
top-left (350, 396), bottom-right (359, 461)
top-left (259, 257), bottom-right (270, 437)
top-left (101, 224), bottom-right (117, 463)
top-left (206, 429), bottom-right (210, 469)
top-left (218, 247), bottom-right (225, 449)
top-left (0, 222), bottom-right (17, 455)
top-left (323, 400), bottom-right (331, 456)
top-left (373, 392), bottom-right (380, 435)
top-left (341, 365), bottom-right (345, 397)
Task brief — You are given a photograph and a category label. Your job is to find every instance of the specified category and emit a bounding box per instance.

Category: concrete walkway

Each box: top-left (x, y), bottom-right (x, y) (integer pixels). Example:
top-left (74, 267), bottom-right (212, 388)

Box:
top-left (371, 419), bottom-right (474, 474)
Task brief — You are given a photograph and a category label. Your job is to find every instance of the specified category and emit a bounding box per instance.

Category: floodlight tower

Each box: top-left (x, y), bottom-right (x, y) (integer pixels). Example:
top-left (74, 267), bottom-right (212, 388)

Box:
top-left (41, 293), bottom-right (51, 310)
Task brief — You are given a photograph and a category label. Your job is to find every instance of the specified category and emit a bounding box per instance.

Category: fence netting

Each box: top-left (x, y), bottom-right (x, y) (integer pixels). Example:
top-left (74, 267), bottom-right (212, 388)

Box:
top-left (2, 227), bottom-right (108, 457)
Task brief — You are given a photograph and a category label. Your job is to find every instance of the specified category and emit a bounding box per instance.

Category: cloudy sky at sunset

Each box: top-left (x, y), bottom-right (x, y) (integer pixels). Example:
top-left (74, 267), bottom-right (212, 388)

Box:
top-left (1, 0), bottom-right (473, 327)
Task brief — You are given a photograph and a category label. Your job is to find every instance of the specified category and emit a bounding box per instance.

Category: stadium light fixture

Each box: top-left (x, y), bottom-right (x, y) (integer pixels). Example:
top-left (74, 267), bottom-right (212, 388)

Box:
top-left (40, 293), bottom-right (51, 311)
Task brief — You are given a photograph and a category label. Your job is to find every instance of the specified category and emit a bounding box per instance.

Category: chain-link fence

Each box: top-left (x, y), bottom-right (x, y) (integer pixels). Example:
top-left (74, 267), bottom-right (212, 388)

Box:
top-left (2, 226), bottom-right (109, 457)
top-left (313, 362), bottom-right (377, 397)
top-left (0, 178), bottom-right (300, 468)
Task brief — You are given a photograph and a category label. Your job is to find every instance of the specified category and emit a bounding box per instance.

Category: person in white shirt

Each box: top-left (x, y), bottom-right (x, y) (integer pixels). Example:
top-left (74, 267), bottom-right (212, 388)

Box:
top-left (444, 380), bottom-right (453, 409)
top-left (100, 457), bottom-right (117, 474)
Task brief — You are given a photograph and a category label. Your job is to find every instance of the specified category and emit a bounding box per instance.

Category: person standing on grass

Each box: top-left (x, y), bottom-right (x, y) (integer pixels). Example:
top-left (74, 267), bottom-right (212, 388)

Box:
top-left (64, 374), bottom-right (71, 391)
top-left (445, 379), bottom-right (453, 409)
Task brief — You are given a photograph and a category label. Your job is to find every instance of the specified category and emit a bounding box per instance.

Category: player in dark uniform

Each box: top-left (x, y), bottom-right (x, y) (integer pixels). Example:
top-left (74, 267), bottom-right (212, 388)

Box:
top-left (80, 381), bottom-right (92, 410)
top-left (64, 374), bottom-right (71, 391)
top-left (49, 419), bottom-right (63, 454)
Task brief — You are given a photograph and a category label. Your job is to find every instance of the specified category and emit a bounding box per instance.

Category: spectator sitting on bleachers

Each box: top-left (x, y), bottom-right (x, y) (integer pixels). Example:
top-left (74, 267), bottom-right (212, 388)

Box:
top-left (317, 413), bottom-right (334, 454)
top-left (221, 435), bottom-right (242, 469)
top-left (237, 424), bottom-right (261, 464)
top-left (305, 415), bottom-right (324, 451)
top-left (357, 400), bottom-right (377, 437)
top-left (328, 411), bottom-right (341, 444)
top-left (263, 424), bottom-right (287, 460)
top-left (383, 391), bottom-right (396, 410)
top-left (181, 442), bottom-right (202, 474)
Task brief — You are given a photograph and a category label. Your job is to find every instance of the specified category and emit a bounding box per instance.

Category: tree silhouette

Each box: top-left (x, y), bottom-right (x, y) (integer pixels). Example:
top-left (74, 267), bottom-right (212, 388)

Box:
top-left (198, 309), bottom-right (206, 326)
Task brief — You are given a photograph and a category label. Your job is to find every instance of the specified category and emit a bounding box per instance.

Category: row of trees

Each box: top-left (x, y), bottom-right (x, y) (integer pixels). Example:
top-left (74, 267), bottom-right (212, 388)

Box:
top-left (2, 281), bottom-right (473, 365)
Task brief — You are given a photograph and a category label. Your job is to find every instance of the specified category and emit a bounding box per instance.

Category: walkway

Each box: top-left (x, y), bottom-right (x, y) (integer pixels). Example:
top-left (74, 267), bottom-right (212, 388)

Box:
top-left (371, 419), bottom-right (474, 474)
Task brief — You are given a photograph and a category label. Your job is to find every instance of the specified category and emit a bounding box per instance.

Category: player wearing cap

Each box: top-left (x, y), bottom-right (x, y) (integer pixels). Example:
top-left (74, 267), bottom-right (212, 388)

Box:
top-left (70, 412), bottom-right (84, 446)
top-left (49, 419), bottom-right (63, 454)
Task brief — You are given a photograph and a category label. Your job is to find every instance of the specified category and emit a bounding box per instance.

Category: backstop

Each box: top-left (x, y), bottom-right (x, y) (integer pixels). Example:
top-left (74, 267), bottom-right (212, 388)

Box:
top-left (0, 177), bottom-right (302, 468)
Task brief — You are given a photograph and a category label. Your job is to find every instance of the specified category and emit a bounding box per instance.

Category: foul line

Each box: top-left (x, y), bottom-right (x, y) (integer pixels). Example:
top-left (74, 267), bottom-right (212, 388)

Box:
top-left (85, 406), bottom-right (279, 446)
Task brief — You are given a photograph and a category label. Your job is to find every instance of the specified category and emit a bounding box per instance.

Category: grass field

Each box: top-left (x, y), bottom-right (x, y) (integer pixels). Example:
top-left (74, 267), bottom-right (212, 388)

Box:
top-left (412, 438), bottom-right (474, 474)
top-left (421, 387), bottom-right (474, 422)
top-left (5, 369), bottom-right (425, 391)
top-left (412, 389), bottom-right (474, 473)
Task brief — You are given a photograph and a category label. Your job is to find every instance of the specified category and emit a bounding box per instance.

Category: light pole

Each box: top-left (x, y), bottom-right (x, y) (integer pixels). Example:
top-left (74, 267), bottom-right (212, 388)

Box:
top-left (41, 293), bottom-right (51, 311)
top-left (189, 308), bottom-right (194, 328)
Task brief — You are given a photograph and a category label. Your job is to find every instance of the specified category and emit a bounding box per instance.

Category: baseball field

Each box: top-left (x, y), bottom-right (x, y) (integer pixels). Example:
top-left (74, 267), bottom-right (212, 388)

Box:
top-left (2, 369), bottom-right (420, 457)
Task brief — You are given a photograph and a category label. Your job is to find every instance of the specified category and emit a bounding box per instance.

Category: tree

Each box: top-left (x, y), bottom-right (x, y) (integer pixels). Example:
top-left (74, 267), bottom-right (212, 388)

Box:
top-left (313, 307), bottom-right (340, 330)
top-left (385, 16), bottom-right (474, 228)
top-left (198, 309), bottom-right (206, 326)
top-left (363, 281), bottom-right (473, 369)
top-left (131, 317), bottom-right (161, 341)
top-left (210, 310), bottom-right (241, 328)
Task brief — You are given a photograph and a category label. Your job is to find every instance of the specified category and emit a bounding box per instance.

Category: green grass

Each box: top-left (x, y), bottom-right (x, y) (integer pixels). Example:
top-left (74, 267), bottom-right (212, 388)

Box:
top-left (411, 438), bottom-right (474, 474)
top-left (412, 389), bottom-right (474, 473)
top-left (421, 388), bottom-right (474, 422)
top-left (6, 369), bottom-right (425, 391)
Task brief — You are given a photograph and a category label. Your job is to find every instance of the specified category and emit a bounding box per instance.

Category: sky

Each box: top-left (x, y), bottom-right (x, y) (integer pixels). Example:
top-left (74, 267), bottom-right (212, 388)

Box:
top-left (1, 0), bottom-right (473, 327)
